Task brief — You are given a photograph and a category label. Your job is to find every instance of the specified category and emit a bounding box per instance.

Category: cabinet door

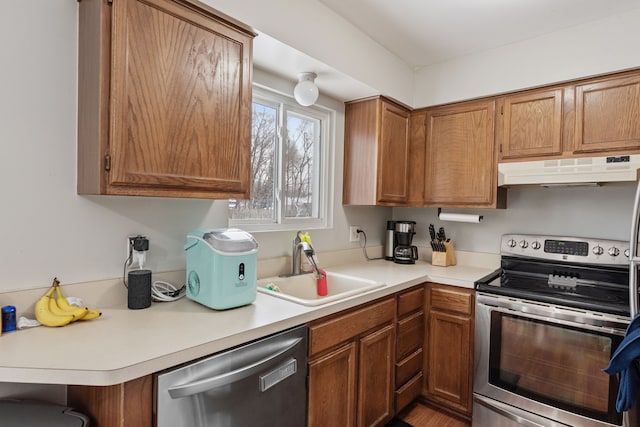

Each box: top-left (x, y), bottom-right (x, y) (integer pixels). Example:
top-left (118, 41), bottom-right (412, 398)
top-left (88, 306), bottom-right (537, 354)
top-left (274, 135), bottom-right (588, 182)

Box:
top-left (308, 342), bottom-right (358, 427)
top-left (358, 324), bottom-right (395, 427)
top-left (425, 99), bottom-right (501, 207)
top-left (377, 100), bottom-right (410, 204)
top-left (499, 89), bottom-right (563, 160)
top-left (426, 310), bottom-right (472, 415)
top-left (407, 110), bottom-right (427, 206)
top-left (575, 74), bottom-right (640, 154)
top-left (108, 0), bottom-right (252, 197)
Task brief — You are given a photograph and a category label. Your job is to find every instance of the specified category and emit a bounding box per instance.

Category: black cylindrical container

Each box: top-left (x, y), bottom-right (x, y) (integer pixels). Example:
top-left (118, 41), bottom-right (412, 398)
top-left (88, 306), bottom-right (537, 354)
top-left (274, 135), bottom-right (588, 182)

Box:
top-left (385, 220), bottom-right (396, 261)
top-left (128, 269), bottom-right (152, 309)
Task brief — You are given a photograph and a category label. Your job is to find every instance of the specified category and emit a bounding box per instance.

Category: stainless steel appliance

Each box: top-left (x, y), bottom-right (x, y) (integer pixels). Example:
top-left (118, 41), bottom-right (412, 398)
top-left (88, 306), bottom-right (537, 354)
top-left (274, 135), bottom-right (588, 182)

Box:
top-left (474, 234), bottom-right (637, 427)
top-left (393, 220), bottom-right (418, 264)
top-left (155, 325), bottom-right (307, 427)
top-left (385, 220), bottom-right (396, 261)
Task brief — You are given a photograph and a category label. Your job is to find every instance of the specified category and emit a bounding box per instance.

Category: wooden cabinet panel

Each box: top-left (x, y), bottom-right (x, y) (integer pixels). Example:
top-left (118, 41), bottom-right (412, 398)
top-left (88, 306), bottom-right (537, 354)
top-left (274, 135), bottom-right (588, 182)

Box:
top-left (78, 0), bottom-right (254, 199)
top-left (395, 372), bottom-right (423, 413)
top-left (343, 96), bottom-right (410, 206)
top-left (397, 285), bottom-right (425, 316)
top-left (309, 298), bottom-right (395, 357)
top-left (407, 110), bottom-right (427, 206)
top-left (396, 348), bottom-right (423, 387)
top-left (308, 342), bottom-right (358, 427)
top-left (67, 375), bottom-right (152, 427)
top-left (358, 324), bottom-right (395, 427)
top-left (396, 311), bottom-right (424, 360)
top-left (575, 74), bottom-right (640, 154)
top-left (425, 99), bottom-right (504, 208)
top-left (429, 285), bottom-right (473, 316)
top-left (378, 101), bottom-right (410, 204)
top-left (424, 283), bottom-right (474, 418)
top-left (426, 310), bottom-right (472, 415)
top-left (499, 89), bottom-right (563, 160)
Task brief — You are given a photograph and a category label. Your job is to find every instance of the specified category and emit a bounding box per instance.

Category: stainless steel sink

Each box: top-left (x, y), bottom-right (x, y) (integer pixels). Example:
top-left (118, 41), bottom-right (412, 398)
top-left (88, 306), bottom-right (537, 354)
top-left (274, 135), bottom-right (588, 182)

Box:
top-left (257, 272), bottom-right (385, 306)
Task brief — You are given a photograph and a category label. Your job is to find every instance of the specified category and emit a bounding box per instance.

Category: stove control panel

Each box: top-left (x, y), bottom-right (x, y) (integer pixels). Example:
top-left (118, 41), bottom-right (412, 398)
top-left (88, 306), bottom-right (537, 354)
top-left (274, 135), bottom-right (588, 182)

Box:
top-left (502, 234), bottom-right (630, 266)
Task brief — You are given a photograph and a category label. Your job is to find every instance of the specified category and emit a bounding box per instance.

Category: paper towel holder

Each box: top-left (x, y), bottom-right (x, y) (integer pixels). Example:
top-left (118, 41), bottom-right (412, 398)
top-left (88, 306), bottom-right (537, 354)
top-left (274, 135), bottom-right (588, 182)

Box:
top-left (437, 208), bottom-right (484, 223)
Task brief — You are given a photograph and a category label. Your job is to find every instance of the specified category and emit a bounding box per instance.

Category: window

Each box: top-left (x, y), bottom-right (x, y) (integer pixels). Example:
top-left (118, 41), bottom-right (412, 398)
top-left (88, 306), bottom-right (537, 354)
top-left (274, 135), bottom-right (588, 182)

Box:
top-left (229, 86), bottom-right (333, 231)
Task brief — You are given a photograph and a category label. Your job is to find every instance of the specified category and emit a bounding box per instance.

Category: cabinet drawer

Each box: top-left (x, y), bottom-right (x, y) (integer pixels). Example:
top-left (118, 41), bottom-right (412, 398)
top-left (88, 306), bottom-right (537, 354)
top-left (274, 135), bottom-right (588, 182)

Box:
top-left (397, 286), bottom-right (424, 317)
top-left (429, 285), bottom-right (473, 316)
top-left (396, 348), bottom-right (423, 387)
top-left (396, 311), bottom-right (423, 360)
top-left (395, 372), bottom-right (423, 413)
top-left (309, 297), bottom-right (395, 357)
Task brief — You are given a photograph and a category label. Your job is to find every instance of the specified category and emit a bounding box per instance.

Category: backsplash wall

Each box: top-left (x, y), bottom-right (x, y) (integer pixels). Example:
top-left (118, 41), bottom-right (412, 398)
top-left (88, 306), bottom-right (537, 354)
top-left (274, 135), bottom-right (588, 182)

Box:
top-left (394, 183), bottom-right (636, 254)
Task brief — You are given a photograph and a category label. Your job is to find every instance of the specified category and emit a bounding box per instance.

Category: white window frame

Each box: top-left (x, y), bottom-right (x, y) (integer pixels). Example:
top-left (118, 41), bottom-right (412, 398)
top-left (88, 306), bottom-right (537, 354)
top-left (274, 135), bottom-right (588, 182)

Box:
top-left (229, 85), bottom-right (334, 232)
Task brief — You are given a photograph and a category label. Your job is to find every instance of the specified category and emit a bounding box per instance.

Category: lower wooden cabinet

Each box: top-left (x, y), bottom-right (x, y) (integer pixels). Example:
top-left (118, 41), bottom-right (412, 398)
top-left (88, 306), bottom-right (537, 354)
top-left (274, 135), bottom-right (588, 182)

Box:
top-left (424, 283), bottom-right (474, 418)
top-left (308, 342), bottom-right (358, 426)
top-left (308, 297), bottom-right (396, 427)
top-left (67, 375), bottom-right (152, 427)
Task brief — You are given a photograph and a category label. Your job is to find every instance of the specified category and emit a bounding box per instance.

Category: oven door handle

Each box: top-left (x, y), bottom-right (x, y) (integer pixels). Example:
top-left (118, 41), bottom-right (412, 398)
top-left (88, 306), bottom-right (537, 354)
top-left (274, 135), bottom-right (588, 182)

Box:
top-left (479, 302), bottom-right (626, 335)
top-left (474, 394), bottom-right (571, 427)
top-left (630, 180), bottom-right (640, 317)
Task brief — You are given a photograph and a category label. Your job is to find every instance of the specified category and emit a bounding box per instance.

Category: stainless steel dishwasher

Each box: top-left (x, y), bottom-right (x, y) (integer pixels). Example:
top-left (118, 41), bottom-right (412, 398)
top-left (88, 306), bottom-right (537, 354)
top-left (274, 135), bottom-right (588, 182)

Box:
top-left (154, 325), bottom-right (307, 427)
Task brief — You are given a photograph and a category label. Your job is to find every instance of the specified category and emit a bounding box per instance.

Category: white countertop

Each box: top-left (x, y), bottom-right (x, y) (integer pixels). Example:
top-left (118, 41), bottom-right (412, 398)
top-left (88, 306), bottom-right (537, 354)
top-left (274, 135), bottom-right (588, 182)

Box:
top-left (0, 255), bottom-right (497, 386)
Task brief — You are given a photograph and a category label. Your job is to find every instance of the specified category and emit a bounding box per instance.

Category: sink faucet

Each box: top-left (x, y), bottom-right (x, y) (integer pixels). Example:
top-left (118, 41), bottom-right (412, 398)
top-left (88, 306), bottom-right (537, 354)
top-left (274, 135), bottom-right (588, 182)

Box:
top-left (291, 230), bottom-right (315, 276)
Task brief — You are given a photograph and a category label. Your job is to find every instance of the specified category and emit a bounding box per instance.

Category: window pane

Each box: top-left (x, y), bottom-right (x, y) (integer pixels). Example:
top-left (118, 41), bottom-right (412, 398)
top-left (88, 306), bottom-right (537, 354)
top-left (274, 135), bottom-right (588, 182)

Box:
top-left (229, 102), bottom-right (277, 220)
top-left (284, 111), bottom-right (320, 218)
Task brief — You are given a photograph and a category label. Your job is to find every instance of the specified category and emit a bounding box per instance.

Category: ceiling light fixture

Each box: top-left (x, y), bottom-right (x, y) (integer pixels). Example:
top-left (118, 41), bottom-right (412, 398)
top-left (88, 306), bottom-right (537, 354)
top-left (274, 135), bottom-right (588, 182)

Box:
top-left (293, 72), bottom-right (319, 106)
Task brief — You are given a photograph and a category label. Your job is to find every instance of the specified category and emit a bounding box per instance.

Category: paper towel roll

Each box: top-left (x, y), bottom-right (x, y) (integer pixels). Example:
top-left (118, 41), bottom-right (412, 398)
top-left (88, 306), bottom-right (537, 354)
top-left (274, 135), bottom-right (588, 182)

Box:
top-left (438, 212), bottom-right (483, 223)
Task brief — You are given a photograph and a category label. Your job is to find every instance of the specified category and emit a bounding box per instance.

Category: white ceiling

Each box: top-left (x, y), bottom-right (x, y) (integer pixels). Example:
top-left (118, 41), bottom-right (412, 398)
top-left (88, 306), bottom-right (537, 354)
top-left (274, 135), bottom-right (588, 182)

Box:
top-left (317, 0), bottom-right (640, 69)
top-left (251, 0), bottom-right (640, 102)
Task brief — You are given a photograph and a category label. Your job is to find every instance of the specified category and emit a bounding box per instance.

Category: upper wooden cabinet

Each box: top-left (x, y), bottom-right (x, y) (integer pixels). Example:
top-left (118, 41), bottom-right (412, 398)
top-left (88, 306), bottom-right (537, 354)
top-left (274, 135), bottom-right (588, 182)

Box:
top-left (424, 99), bottom-right (506, 208)
top-left (77, 0), bottom-right (255, 199)
top-left (343, 96), bottom-right (411, 206)
top-left (497, 88), bottom-right (564, 160)
top-left (574, 73), bottom-right (640, 154)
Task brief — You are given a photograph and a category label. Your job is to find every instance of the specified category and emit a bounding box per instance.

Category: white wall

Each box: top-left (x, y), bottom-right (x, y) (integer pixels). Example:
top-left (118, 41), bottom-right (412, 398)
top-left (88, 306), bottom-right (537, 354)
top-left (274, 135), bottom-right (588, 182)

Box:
top-left (0, 1), bottom-right (388, 292)
top-left (201, 0), bottom-right (415, 106)
top-left (395, 184), bottom-right (636, 255)
top-left (414, 7), bottom-right (640, 107)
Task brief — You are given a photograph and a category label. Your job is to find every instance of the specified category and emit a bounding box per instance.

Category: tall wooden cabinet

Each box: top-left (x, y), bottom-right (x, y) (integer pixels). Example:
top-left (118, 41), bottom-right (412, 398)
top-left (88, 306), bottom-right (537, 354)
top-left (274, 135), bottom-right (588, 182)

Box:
top-left (424, 283), bottom-right (474, 418)
top-left (424, 99), bottom-right (506, 208)
top-left (343, 96), bottom-right (411, 206)
top-left (77, 0), bottom-right (255, 199)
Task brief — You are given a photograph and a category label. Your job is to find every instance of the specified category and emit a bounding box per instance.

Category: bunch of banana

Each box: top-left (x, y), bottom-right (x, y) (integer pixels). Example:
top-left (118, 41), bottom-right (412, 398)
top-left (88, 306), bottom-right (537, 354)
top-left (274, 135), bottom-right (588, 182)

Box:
top-left (34, 278), bottom-right (102, 327)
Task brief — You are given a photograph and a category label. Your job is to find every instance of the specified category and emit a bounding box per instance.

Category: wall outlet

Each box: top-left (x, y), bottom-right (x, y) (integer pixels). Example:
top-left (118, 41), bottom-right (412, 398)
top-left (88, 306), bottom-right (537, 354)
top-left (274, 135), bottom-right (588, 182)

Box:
top-left (349, 226), bottom-right (361, 242)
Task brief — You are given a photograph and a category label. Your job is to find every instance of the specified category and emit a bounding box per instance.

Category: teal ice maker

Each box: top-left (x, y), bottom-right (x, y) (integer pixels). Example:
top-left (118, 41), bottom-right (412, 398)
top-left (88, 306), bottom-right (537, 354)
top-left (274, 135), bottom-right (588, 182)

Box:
top-left (185, 228), bottom-right (258, 310)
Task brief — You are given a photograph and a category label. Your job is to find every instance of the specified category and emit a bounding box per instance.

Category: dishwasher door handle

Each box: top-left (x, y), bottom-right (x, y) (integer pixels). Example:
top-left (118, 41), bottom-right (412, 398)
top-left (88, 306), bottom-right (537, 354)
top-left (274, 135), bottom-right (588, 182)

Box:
top-left (167, 337), bottom-right (303, 399)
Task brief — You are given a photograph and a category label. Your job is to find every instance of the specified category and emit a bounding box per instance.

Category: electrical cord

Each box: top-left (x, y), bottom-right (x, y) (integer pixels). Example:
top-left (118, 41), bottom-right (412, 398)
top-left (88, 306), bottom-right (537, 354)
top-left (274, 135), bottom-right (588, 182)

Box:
top-left (122, 254), bottom-right (185, 302)
top-left (357, 229), bottom-right (383, 261)
top-left (151, 280), bottom-right (186, 302)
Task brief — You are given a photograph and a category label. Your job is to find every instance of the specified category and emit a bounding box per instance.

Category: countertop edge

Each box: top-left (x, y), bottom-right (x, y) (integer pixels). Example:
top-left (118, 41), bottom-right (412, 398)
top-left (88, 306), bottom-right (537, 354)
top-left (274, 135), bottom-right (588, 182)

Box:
top-left (0, 257), bottom-right (498, 386)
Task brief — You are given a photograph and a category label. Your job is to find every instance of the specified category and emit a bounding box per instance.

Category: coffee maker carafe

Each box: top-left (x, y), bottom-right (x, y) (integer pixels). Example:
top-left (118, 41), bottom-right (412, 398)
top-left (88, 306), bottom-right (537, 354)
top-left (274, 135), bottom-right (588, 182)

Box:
top-left (393, 221), bottom-right (418, 264)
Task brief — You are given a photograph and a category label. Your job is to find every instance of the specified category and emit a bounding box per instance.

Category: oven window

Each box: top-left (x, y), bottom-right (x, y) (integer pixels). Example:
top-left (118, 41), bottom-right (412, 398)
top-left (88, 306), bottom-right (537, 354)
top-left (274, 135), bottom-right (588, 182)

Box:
top-left (489, 312), bottom-right (622, 425)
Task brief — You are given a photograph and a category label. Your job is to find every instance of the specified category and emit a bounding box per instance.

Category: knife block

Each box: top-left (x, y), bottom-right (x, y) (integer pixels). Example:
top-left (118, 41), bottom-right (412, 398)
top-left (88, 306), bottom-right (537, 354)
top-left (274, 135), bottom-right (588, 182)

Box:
top-left (431, 240), bottom-right (457, 267)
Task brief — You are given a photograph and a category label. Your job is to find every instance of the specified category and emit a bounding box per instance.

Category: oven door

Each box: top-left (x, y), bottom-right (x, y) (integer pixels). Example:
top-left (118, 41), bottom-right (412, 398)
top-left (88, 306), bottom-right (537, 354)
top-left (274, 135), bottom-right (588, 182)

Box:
top-left (474, 293), bottom-right (629, 427)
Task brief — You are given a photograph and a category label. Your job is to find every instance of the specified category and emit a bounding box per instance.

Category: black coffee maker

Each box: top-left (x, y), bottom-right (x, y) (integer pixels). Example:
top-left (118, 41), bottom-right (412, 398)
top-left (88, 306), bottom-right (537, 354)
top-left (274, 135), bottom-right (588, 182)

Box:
top-left (393, 221), bottom-right (418, 264)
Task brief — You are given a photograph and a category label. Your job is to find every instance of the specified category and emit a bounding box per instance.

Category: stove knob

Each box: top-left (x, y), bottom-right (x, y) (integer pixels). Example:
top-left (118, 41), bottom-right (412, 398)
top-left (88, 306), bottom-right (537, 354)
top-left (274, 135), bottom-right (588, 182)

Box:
top-left (507, 239), bottom-right (517, 248)
top-left (625, 248), bottom-right (630, 258)
top-left (519, 240), bottom-right (529, 249)
top-left (592, 245), bottom-right (604, 256)
top-left (608, 246), bottom-right (620, 257)
top-left (531, 241), bottom-right (541, 250)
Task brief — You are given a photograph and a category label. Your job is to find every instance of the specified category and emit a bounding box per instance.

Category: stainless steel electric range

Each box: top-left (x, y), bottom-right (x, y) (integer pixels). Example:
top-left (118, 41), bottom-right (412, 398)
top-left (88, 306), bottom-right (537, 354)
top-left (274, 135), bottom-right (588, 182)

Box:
top-left (473, 234), bottom-right (637, 427)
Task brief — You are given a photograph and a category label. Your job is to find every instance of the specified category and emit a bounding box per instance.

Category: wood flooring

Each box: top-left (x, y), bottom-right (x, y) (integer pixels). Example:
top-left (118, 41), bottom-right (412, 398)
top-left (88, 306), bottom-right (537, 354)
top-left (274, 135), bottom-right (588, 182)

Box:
top-left (399, 402), bottom-right (470, 427)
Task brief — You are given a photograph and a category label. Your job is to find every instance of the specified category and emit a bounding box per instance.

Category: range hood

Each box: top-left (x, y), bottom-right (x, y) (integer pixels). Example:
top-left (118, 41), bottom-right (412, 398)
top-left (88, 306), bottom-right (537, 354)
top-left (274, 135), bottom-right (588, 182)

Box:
top-left (498, 155), bottom-right (640, 187)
